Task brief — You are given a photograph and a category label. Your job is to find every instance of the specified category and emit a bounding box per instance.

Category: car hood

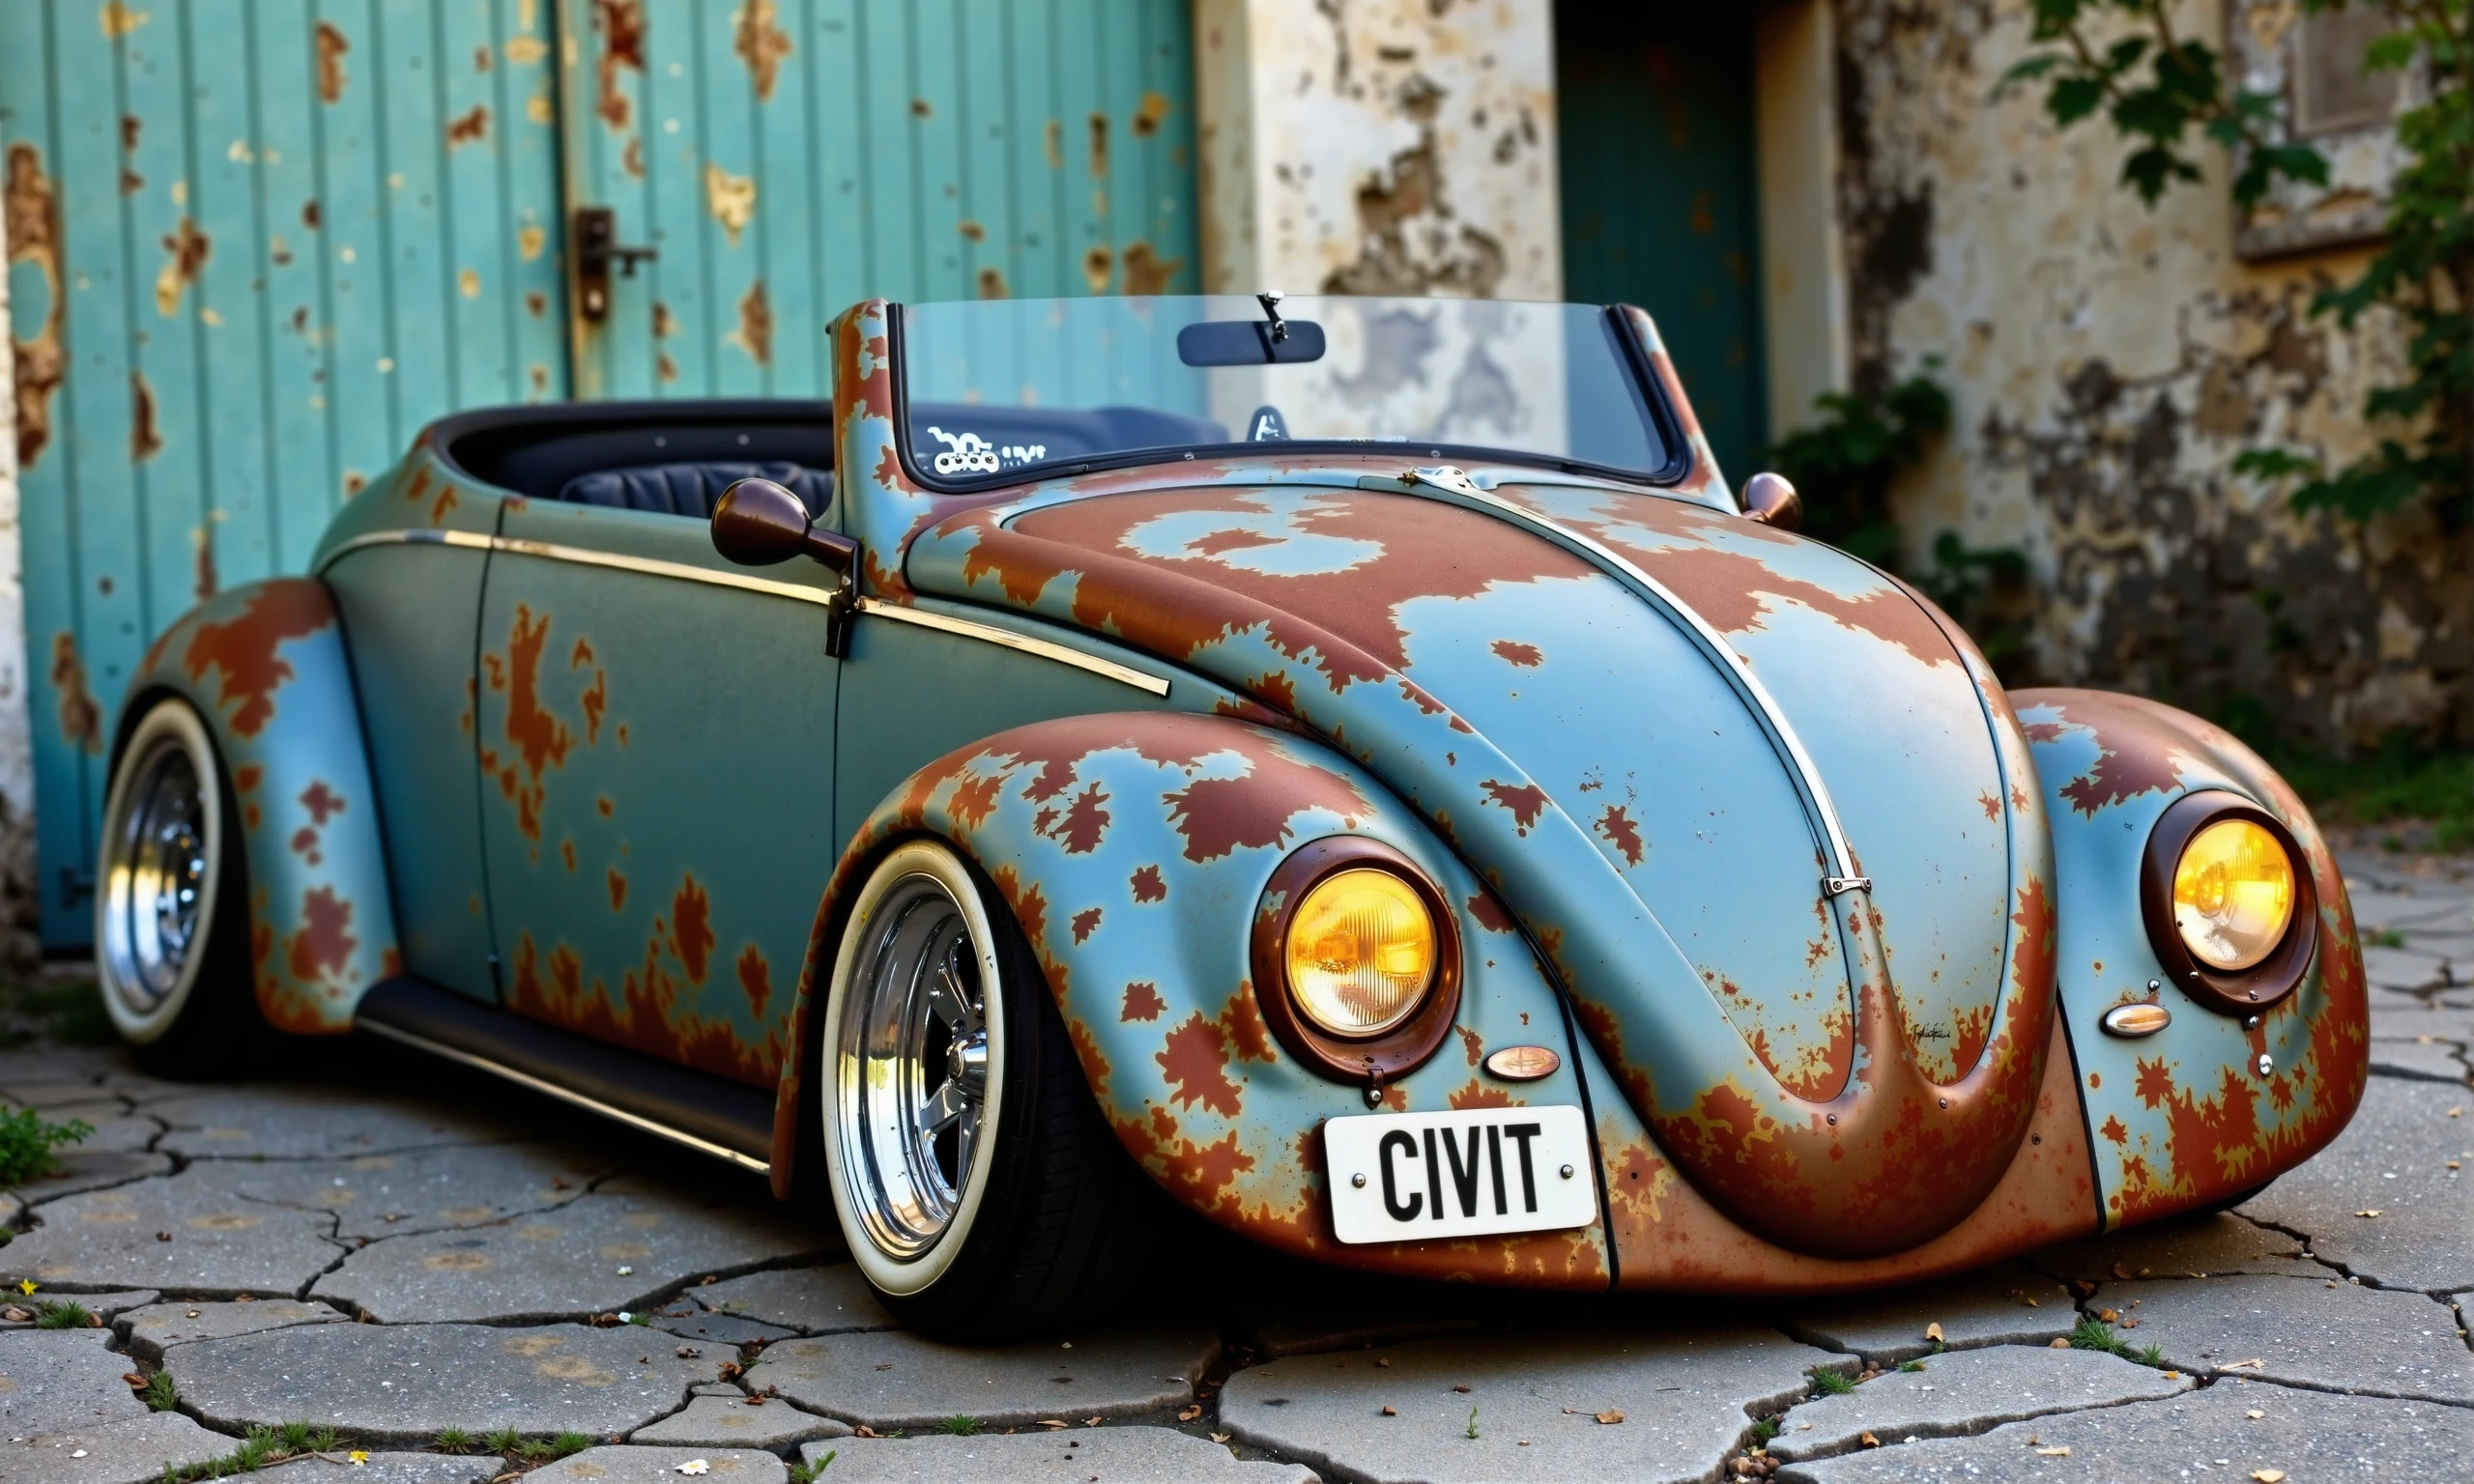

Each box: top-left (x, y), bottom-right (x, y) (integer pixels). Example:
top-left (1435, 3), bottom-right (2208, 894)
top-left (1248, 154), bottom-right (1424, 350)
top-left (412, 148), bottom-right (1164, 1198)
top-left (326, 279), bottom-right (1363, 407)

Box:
top-left (906, 477), bottom-right (2057, 1257)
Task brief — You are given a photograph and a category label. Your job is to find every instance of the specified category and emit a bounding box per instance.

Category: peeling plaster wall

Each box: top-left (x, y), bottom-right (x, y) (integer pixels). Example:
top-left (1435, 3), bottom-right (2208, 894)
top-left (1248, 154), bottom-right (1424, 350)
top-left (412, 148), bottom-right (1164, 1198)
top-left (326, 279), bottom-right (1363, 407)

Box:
top-left (1195, 0), bottom-right (1562, 300)
top-left (1837, 0), bottom-right (2470, 751)
top-left (0, 180), bottom-right (35, 972)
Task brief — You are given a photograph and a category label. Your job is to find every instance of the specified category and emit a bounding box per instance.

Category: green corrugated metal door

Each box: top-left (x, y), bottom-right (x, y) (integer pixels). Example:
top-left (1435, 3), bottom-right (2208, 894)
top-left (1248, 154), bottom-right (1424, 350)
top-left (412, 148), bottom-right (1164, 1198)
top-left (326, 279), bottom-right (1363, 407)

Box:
top-left (4, 0), bottom-right (571, 948)
top-left (1555, 1), bottom-right (1764, 478)
top-left (554, 0), bottom-right (1198, 399)
top-left (4, 0), bottom-right (1198, 948)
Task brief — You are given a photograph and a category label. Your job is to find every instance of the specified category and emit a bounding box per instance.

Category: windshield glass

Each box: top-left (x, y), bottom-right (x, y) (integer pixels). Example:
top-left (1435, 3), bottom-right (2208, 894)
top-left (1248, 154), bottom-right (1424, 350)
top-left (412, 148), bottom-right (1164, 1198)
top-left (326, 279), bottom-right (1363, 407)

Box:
top-left (898, 296), bottom-right (1669, 484)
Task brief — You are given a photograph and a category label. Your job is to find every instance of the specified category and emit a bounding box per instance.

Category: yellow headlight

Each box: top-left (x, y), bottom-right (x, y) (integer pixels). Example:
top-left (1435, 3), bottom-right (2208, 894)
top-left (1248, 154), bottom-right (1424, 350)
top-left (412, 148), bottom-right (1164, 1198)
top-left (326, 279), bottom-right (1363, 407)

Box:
top-left (2171, 817), bottom-right (2296, 972)
top-left (1283, 869), bottom-right (1437, 1038)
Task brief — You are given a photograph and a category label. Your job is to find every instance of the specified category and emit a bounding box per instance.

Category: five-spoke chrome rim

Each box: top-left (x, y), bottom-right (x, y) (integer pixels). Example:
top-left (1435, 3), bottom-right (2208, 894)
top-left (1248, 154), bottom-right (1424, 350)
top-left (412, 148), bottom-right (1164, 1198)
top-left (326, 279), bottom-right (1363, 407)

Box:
top-left (100, 732), bottom-right (212, 1020)
top-left (835, 870), bottom-right (996, 1263)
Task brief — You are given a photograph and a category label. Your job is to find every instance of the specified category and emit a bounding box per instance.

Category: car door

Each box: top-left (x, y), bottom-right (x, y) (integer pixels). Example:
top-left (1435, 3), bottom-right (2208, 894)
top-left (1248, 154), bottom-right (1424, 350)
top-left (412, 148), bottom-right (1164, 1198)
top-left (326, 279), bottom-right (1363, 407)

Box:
top-left (475, 490), bottom-right (841, 1090)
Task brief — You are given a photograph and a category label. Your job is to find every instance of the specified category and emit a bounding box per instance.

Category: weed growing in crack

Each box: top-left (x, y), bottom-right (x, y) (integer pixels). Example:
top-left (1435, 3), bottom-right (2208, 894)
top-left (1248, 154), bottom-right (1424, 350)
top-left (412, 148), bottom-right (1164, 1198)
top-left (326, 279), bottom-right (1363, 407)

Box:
top-left (1898, 1359), bottom-right (1927, 1373)
top-left (482, 1426), bottom-right (524, 1454)
top-left (788, 1453), bottom-right (835, 1482)
top-left (140, 1371), bottom-right (178, 1412)
top-left (551, 1430), bottom-right (590, 1457)
top-left (2138, 1342), bottom-right (2166, 1368)
top-left (432, 1427), bottom-right (476, 1454)
top-left (34, 1299), bottom-right (92, 1329)
top-left (2069, 1317), bottom-right (2133, 1356)
top-left (0, 1107), bottom-right (92, 1185)
top-left (1750, 1415), bottom-right (1780, 1443)
top-left (937, 1414), bottom-right (983, 1437)
top-left (1810, 1366), bottom-right (1856, 1396)
top-left (1465, 1405), bottom-right (1480, 1440)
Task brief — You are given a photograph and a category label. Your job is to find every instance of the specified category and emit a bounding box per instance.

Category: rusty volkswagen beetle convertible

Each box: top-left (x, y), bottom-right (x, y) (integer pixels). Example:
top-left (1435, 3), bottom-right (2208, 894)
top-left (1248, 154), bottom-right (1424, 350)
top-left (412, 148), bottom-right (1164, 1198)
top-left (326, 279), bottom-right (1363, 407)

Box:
top-left (96, 294), bottom-right (2367, 1339)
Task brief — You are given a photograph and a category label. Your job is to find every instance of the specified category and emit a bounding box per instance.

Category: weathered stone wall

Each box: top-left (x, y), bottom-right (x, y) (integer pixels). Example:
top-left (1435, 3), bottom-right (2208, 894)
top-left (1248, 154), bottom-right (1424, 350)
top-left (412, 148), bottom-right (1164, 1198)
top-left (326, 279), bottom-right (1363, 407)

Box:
top-left (1195, 0), bottom-right (1562, 300)
top-left (1835, 0), bottom-right (2470, 752)
top-left (0, 178), bottom-right (39, 973)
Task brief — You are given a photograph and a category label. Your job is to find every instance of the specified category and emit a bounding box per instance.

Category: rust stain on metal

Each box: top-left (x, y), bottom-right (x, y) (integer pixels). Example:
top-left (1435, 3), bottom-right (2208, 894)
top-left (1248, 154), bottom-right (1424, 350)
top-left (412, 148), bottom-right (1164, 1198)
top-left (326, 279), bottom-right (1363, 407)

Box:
top-left (48, 633), bottom-right (102, 753)
top-left (592, 0), bottom-right (646, 130)
top-left (1121, 982), bottom-right (1165, 1022)
top-left (446, 105), bottom-right (490, 148)
top-left (1130, 865), bottom-right (1165, 902)
top-left (480, 604), bottom-right (573, 840)
top-left (737, 943), bottom-right (773, 1021)
top-left (300, 779), bottom-right (344, 825)
top-left (1120, 243), bottom-right (1181, 297)
top-left (606, 868), bottom-right (627, 911)
top-left (704, 163), bottom-right (756, 247)
top-left (129, 372), bottom-right (162, 462)
top-left (1044, 119), bottom-right (1063, 170)
top-left (670, 874), bottom-right (715, 985)
top-left (191, 525), bottom-right (216, 601)
top-left (284, 886), bottom-right (358, 988)
top-left (314, 20), bottom-right (349, 102)
top-left (733, 0), bottom-right (792, 100)
top-left (7, 144), bottom-right (65, 469)
top-left (1131, 91), bottom-right (1171, 138)
top-left (977, 267), bottom-right (1008, 300)
top-left (729, 279), bottom-right (772, 366)
top-left (101, 2), bottom-right (149, 39)
top-left (1087, 112), bottom-right (1109, 176)
top-left (1080, 245), bottom-right (1113, 295)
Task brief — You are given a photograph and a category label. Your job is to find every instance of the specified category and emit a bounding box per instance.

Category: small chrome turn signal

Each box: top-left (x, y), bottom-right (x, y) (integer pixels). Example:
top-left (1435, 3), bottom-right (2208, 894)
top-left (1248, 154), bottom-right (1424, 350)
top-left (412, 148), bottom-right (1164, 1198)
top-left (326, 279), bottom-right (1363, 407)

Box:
top-left (2100, 1002), bottom-right (2172, 1039)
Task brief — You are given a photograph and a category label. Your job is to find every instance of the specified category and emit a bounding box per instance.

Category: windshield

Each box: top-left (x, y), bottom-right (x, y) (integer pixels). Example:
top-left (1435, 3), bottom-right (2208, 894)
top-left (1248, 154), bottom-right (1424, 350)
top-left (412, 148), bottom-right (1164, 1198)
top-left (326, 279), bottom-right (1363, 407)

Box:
top-left (897, 296), bottom-right (1671, 485)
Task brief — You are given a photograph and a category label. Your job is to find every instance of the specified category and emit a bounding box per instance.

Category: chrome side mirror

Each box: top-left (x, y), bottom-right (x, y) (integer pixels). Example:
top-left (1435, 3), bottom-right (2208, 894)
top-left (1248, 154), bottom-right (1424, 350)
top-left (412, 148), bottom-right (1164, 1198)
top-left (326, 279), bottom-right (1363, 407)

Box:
top-left (1741, 471), bottom-right (1801, 532)
top-left (713, 476), bottom-right (861, 656)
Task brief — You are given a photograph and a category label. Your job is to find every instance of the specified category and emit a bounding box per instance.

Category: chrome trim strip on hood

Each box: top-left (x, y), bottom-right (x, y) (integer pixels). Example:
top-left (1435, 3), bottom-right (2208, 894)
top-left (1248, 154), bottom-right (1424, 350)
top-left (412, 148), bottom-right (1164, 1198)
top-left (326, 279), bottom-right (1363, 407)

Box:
top-left (1388, 467), bottom-right (1866, 893)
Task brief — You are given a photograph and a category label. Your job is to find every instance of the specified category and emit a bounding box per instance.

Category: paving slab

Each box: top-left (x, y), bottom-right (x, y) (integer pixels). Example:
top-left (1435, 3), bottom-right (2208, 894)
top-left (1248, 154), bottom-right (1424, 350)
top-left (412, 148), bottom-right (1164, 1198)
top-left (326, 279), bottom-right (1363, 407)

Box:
top-left (803, 1428), bottom-right (1317, 1482)
top-left (283, 1456), bottom-right (504, 1484)
top-left (2032, 1211), bottom-right (2325, 1284)
top-left (1776, 1375), bottom-right (2474, 1482)
top-left (649, 1309), bottom-right (797, 1349)
top-left (525, 1445), bottom-right (787, 1483)
top-left (1766, 1345), bottom-right (2193, 1461)
top-left (115, 1298), bottom-right (345, 1362)
top-left (0, 1290), bottom-right (157, 1328)
top-left (217, 1144), bottom-right (603, 1241)
top-left (152, 1085), bottom-right (507, 1159)
top-left (628, 1391), bottom-right (849, 1449)
top-left (2367, 992), bottom-right (2472, 1042)
top-left (169, 1321), bottom-right (724, 1444)
top-left (311, 1189), bottom-right (825, 1324)
top-left (0, 1329), bottom-right (151, 1435)
top-left (1, 1409), bottom-right (236, 1484)
top-left (2103, 1272), bottom-right (2474, 1400)
top-left (1784, 1264), bottom-right (2073, 1362)
top-left (7, 1150), bottom-right (174, 1206)
top-left (746, 1322), bottom-right (1218, 1431)
top-left (0, 1085), bottom-right (133, 1122)
top-left (2364, 945), bottom-right (2450, 992)
top-left (690, 1265), bottom-right (895, 1336)
top-left (0, 1047), bottom-right (129, 1089)
top-left (1219, 1324), bottom-right (1835, 1484)
top-left (2370, 1036), bottom-right (2470, 1083)
top-left (2239, 1076), bottom-right (2474, 1291)
top-left (0, 1162), bottom-right (341, 1294)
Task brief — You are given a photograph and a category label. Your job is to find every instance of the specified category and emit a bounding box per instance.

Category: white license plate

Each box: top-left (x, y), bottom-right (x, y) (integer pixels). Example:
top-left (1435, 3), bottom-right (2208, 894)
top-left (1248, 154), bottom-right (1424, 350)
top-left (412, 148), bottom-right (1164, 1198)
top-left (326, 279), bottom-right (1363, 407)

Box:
top-left (1323, 1105), bottom-right (1597, 1244)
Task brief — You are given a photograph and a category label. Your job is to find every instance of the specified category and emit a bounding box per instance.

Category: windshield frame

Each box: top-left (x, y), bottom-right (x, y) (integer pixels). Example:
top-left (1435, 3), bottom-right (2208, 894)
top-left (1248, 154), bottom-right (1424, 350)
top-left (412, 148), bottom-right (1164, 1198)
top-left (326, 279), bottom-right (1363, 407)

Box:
top-left (884, 301), bottom-right (1699, 496)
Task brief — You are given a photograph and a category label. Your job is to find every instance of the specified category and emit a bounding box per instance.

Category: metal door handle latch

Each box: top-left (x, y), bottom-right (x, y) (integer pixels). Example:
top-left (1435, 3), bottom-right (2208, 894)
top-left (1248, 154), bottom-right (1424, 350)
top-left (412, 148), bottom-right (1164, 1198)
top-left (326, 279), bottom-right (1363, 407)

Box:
top-left (574, 207), bottom-right (658, 321)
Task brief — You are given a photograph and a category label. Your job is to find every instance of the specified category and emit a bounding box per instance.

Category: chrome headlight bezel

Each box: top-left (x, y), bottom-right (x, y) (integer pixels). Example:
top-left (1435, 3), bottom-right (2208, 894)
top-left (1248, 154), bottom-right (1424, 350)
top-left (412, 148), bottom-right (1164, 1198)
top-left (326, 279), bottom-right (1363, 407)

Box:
top-left (2140, 792), bottom-right (2317, 1015)
top-left (1250, 838), bottom-right (1463, 1087)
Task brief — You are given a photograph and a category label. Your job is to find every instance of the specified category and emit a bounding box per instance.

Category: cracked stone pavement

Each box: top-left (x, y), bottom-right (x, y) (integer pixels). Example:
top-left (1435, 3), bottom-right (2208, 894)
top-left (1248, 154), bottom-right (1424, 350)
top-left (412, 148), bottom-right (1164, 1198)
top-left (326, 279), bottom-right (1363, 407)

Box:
top-left (1, 847), bottom-right (2467, 1482)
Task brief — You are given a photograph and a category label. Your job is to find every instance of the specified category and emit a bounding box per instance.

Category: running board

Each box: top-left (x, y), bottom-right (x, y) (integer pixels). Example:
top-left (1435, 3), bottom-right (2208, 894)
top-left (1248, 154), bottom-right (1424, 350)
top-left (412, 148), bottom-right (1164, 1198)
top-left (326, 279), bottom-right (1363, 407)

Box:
top-left (355, 977), bottom-right (775, 1175)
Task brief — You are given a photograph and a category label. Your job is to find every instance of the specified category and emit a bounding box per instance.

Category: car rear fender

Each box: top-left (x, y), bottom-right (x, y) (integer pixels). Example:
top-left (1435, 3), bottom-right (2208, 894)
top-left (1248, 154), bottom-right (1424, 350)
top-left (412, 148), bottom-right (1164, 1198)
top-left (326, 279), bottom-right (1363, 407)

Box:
top-left (120, 578), bottom-right (400, 1034)
top-left (2016, 688), bottom-right (2368, 1230)
top-left (767, 710), bottom-right (1616, 1286)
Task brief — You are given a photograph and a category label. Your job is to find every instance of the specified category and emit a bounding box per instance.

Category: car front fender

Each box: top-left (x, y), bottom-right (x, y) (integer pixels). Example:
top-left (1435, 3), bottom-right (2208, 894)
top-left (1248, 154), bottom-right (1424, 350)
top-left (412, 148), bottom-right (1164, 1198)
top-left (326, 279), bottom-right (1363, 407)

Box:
top-left (122, 579), bottom-right (400, 1034)
top-left (768, 710), bottom-right (1614, 1287)
top-left (2015, 687), bottom-right (2368, 1230)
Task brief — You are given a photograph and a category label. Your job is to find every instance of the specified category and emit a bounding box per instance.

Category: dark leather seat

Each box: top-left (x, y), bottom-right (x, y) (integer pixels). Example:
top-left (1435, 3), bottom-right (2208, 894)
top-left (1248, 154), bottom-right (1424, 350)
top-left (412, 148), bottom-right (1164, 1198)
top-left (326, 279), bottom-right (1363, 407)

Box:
top-left (555, 461), bottom-right (834, 521)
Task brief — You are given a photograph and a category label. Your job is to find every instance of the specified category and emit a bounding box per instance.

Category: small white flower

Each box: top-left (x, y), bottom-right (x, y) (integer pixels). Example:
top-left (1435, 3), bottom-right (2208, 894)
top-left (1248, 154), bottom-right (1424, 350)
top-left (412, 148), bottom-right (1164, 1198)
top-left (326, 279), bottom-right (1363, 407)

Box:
top-left (617, 1266), bottom-right (634, 1276)
top-left (676, 1462), bottom-right (711, 1477)
top-left (618, 1312), bottom-right (633, 1323)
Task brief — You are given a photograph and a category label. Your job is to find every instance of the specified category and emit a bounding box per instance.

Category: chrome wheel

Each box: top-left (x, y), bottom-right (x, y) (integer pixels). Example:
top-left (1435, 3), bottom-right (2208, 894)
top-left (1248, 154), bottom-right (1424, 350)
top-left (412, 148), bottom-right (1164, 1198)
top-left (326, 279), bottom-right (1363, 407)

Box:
top-left (825, 843), bottom-right (1007, 1292)
top-left (97, 699), bottom-right (226, 1042)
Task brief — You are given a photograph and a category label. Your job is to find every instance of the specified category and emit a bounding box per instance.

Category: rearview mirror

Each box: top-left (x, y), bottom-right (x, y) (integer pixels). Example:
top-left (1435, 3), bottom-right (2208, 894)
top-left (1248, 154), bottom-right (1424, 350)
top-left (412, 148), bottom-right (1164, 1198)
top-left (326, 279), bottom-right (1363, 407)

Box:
top-left (1741, 471), bottom-right (1801, 532)
top-left (713, 477), bottom-right (858, 576)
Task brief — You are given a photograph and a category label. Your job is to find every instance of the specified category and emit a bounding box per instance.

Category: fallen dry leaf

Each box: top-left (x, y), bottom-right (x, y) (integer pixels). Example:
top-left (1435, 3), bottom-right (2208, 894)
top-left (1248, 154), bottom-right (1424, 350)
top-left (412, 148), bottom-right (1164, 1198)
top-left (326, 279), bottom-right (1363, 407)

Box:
top-left (2220, 1358), bottom-right (2265, 1372)
top-left (2356, 1210), bottom-right (2383, 1218)
top-left (2034, 1445), bottom-right (2071, 1457)
top-left (2252, 1471), bottom-right (2285, 1483)
top-left (2095, 1308), bottom-right (2118, 1322)
top-left (1380, 1406), bottom-right (1396, 1416)
top-left (1375, 1357), bottom-right (1391, 1367)
top-left (1037, 1420), bottom-right (1067, 1430)
top-left (1085, 1416), bottom-right (1103, 1427)
top-left (1177, 1406), bottom-right (1202, 1422)
top-left (2162, 1370), bottom-right (2182, 1380)
top-left (2048, 1338), bottom-right (2071, 1349)
top-left (2246, 1409), bottom-right (2266, 1419)
top-left (1596, 1410), bottom-right (1625, 1425)
top-left (2450, 1106), bottom-right (2463, 1118)
top-left (1210, 1432), bottom-right (1231, 1444)
top-left (1453, 1384), bottom-right (1472, 1394)
top-left (1859, 1432), bottom-right (1882, 1449)
top-left (852, 1426), bottom-right (881, 1439)
top-left (1923, 1322), bottom-right (1944, 1342)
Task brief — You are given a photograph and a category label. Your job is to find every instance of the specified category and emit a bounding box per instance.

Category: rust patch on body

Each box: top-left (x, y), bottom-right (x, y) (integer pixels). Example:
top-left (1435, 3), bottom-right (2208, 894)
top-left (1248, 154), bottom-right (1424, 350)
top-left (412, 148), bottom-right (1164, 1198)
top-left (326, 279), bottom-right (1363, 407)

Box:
top-left (483, 605), bottom-right (572, 839)
top-left (182, 582), bottom-right (334, 737)
top-left (736, 944), bottom-right (772, 1022)
top-left (1220, 983), bottom-right (1276, 1063)
top-left (1164, 747), bottom-right (1368, 862)
top-left (300, 781), bottom-right (344, 825)
top-left (1130, 865), bottom-right (1165, 902)
top-left (285, 887), bottom-right (357, 987)
top-left (6, 143), bottom-right (65, 469)
top-left (593, 0), bottom-right (646, 129)
top-left (1596, 804), bottom-right (1644, 866)
top-left (1489, 639), bottom-right (1542, 668)
top-left (1479, 780), bottom-right (1549, 835)
top-left (1121, 982), bottom-right (1165, 1022)
top-left (671, 875), bottom-right (715, 985)
top-left (605, 866), bottom-right (628, 911)
top-left (1070, 906), bottom-right (1103, 945)
top-left (1158, 1011), bottom-right (1241, 1118)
